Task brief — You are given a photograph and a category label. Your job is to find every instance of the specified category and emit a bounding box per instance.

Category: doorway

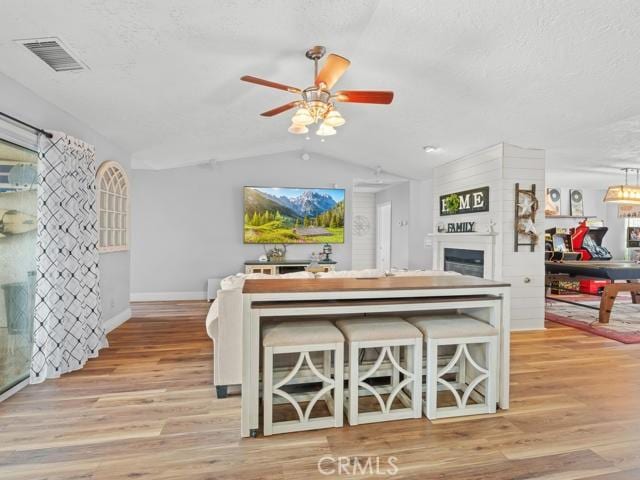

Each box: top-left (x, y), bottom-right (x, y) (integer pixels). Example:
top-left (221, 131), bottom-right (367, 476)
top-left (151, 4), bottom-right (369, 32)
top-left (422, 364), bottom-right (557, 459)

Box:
top-left (376, 201), bottom-right (391, 271)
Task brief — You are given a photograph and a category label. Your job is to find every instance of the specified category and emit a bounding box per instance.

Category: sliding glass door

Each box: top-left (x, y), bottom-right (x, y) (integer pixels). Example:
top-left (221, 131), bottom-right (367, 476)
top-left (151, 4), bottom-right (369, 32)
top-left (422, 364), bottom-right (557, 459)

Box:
top-left (0, 138), bottom-right (38, 395)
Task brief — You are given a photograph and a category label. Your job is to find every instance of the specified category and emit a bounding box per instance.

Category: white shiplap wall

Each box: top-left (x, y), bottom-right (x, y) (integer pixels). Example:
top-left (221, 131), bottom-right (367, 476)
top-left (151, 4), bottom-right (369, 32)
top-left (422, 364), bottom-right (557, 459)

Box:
top-left (433, 143), bottom-right (545, 330)
top-left (501, 144), bottom-right (546, 330)
top-left (351, 192), bottom-right (376, 269)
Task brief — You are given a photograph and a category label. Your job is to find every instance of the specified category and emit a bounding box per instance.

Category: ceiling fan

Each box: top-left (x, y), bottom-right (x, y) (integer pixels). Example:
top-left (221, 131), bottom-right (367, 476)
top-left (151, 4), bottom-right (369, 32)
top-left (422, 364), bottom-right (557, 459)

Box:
top-left (240, 46), bottom-right (394, 137)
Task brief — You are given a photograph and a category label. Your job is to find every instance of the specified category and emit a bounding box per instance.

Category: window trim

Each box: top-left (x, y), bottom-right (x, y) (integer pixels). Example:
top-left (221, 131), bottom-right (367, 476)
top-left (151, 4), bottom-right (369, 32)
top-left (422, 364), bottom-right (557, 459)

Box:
top-left (96, 160), bottom-right (129, 253)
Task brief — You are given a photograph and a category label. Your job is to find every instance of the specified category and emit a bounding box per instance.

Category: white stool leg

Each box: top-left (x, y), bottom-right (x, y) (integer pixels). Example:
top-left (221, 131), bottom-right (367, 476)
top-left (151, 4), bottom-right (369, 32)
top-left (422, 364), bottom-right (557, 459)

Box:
top-left (486, 337), bottom-right (498, 413)
top-left (323, 350), bottom-right (334, 417)
top-left (412, 338), bottom-right (422, 418)
top-left (348, 341), bottom-right (360, 426)
top-left (333, 342), bottom-right (344, 427)
top-left (391, 346), bottom-right (400, 388)
top-left (263, 346), bottom-right (274, 436)
top-left (426, 338), bottom-right (439, 420)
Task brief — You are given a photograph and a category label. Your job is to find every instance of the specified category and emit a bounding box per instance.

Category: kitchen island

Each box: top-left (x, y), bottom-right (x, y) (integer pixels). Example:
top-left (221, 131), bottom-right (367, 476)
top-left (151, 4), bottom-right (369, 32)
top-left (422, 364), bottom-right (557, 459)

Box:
top-left (241, 275), bottom-right (511, 438)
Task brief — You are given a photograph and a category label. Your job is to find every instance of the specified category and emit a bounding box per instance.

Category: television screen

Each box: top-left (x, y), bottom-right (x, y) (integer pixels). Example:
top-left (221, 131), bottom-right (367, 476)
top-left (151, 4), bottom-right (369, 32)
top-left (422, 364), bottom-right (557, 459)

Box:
top-left (243, 186), bottom-right (345, 244)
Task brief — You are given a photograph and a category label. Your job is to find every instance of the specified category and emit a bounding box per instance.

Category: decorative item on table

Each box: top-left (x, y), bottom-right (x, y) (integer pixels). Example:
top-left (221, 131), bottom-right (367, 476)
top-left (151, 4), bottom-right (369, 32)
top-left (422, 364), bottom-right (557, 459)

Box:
top-left (545, 187), bottom-right (561, 216)
top-left (514, 183), bottom-right (539, 252)
top-left (266, 244), bottom-right (287, 261)
top-left (569, 189), bottom-right (584, 216)
top-left (488, 220), bottom-right (496, 234)
top-left (321, 243), bottom-right (333, 262)
top-left (258, 254), bottom-right (268, 262)
top-left (437, 222), bottom-right (445, 233)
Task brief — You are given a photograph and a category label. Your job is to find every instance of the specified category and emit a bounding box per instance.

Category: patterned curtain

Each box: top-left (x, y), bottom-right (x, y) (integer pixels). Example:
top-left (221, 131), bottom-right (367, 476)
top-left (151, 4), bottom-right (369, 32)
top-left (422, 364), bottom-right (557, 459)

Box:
top-left (30, 132), bottom-right (105, 383)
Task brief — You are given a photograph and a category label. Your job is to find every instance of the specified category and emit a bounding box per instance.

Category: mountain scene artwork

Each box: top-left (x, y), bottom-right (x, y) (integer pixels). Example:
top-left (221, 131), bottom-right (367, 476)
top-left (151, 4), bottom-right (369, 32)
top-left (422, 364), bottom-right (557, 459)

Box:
top-left (243, 187), bottom-right (345, 244)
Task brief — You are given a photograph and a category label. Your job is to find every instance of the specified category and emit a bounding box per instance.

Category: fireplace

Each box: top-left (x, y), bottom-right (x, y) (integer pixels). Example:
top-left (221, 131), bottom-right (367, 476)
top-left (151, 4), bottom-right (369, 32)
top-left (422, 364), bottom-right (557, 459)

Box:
top-left (444, 248), bottom-right (484, 278)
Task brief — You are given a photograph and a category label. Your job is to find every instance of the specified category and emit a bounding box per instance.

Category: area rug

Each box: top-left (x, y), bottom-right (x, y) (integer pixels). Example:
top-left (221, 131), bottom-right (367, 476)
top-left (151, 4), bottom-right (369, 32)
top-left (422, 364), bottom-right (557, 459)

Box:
top-left (546, 294), bottom-right (640, 344)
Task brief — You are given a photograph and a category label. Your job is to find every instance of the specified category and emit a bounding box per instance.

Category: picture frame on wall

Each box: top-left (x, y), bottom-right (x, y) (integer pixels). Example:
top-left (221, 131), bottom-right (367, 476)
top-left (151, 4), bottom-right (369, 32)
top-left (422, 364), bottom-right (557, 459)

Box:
top-left (569, 189), bottom-right (584, 216)
top-left (628, 227), bottom-right (640, 248)
top-left (545, 187), bottom-right (561, 216)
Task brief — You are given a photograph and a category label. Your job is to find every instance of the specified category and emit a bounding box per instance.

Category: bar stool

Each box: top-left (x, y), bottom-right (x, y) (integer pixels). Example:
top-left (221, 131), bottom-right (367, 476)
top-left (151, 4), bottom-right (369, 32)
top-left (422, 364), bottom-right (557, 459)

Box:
top-left (335, 316), bottom-right (422, 425)
top-left (407, 314), bottom-right (498, 420)
top-left (262, 320), bottom-right (344, 436)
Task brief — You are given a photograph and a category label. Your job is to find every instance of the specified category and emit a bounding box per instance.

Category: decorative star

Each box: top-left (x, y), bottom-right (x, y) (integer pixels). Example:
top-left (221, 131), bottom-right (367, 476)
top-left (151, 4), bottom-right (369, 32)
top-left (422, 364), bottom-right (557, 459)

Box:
top-left (518, 195), bottom-right (535, 216)
top-left (523, 218), bottom-right (537, 235)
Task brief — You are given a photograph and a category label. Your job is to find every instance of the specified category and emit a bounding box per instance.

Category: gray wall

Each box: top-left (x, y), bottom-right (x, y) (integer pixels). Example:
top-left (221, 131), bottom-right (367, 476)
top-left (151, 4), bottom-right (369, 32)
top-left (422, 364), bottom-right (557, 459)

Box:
top-left (0, 72), bottom-right (131, 323)
top-left (375, 182), bottom-right (410, 270)
top-left (130, 151), bottom-right (377, 297)
top-left (408, 179), bottom-right (434, 269)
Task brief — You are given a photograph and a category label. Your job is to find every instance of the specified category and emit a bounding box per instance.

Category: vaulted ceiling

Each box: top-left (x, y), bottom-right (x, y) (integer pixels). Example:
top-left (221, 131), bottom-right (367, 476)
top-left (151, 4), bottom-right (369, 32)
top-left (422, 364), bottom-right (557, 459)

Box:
top-left (1, 1), bottom-right (640, 180)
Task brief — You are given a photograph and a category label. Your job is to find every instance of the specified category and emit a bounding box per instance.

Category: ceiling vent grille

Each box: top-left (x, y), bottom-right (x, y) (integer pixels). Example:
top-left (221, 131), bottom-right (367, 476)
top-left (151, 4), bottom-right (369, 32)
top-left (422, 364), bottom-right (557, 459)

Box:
top-left (16, 37), bottom-right (87, 72)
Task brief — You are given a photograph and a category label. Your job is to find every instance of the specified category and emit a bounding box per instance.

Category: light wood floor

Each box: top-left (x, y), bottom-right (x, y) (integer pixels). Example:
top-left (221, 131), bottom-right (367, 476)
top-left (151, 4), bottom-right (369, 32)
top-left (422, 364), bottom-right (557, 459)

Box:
top-left (2, 302), bottom-right (640, 479)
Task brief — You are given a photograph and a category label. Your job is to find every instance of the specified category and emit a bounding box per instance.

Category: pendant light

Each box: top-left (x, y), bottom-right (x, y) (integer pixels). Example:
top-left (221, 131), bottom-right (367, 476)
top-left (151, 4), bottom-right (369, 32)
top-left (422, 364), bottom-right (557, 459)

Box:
top-left (603, 168), bottom-right (640, 204)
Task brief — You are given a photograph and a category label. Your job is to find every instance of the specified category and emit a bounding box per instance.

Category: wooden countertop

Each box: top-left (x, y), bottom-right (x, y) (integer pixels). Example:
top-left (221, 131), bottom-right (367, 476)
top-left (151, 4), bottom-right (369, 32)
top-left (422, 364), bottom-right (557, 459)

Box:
top-left (243, 275), bottom-right (510, 294)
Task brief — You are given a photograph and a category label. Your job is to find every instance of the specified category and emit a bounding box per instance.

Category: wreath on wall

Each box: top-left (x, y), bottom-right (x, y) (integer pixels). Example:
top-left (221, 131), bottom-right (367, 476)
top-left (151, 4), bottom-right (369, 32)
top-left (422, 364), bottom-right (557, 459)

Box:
top-left (444, 193), bottom-right (460, 214)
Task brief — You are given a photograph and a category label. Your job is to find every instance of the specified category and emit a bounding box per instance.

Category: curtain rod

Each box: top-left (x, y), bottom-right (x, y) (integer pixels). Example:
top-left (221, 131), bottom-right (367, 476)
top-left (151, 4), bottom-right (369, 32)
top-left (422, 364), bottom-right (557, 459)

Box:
top-left (0, 111), bottom-right (53, 139)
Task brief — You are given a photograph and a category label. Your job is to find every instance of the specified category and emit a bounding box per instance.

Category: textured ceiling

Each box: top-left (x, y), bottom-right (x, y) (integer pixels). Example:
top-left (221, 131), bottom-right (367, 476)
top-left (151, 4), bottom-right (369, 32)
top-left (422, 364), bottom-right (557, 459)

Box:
top-left (2, 0), bottom-right (640, 179)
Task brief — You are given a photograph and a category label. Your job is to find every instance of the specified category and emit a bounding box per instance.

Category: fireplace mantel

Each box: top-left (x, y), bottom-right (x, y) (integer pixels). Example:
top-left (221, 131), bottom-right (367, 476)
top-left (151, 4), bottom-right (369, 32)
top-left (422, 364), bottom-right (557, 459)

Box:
top-left (430, 231), bottom-right (499, 280)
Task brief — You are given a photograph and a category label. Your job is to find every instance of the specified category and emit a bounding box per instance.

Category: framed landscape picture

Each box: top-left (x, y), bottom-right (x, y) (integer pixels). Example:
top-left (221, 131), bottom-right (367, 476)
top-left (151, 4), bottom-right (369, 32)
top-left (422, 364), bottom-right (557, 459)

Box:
top-left (243, 186), bottom-right (345, 244)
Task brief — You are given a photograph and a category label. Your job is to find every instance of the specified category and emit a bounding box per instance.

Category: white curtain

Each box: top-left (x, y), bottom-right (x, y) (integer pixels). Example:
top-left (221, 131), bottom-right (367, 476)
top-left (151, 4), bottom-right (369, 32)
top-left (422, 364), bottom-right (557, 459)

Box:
top-left (30, 132), bottom-right (105, 383)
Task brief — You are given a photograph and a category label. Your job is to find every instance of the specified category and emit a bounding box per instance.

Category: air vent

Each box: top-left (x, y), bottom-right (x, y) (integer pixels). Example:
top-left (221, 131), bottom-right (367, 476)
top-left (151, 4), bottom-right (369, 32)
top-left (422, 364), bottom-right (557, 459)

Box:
top-left (16, 37), bottom-right (87, 72)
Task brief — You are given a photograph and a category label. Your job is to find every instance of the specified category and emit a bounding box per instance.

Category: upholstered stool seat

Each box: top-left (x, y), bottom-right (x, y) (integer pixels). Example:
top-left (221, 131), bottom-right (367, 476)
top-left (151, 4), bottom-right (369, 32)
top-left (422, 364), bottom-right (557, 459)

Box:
top-left (409, 315), bottom-right (498, 339)
top-left (263, 320), bottom-right (345, 347)
top-left (262, 320), bottom-right (344, 436)
top-left (335, 316), bottom-right (422, 425)
top-left (407, 314), bottom-right (498, 420)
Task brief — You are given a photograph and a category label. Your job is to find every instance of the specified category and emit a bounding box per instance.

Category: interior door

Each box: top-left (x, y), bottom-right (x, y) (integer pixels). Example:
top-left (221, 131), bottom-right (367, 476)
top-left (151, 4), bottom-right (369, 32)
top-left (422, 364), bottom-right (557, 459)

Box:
top-left (376, 202), bottom-right (391, 271)
top-left (0, 138), bottom-right (38, 397)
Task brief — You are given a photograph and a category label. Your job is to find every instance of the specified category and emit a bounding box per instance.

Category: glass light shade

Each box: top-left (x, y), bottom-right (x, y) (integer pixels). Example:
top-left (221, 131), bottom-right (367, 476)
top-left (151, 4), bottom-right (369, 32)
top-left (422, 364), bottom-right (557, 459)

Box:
top-left (291, 108), bottom-right (313, 126)
top-left (603, 185), bottom-right (640, 204)
top-left (288, 123), bottom-right (309, 135)
top-left (324, 110), bottom-right (345, 127)
top-left (316, 123), bottom-right (336, 136)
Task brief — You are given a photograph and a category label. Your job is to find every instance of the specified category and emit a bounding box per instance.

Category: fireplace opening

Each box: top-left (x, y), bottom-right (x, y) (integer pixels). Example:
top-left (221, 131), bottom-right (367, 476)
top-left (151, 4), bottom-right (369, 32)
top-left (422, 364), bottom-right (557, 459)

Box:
top-left (444, 248), bottom-right (484, 278)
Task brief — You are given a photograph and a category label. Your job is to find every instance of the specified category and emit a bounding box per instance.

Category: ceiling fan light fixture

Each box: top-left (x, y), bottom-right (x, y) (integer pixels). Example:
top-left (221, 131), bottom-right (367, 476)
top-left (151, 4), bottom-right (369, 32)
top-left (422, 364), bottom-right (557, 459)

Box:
top-left (324, 110), bottom-right (345, 127)
top-left (288, 123), bottom-right (309, 135)
top-left (316, 123), bottom-right (336, 136)
top-left (291, 108), bottom-right (313, 126)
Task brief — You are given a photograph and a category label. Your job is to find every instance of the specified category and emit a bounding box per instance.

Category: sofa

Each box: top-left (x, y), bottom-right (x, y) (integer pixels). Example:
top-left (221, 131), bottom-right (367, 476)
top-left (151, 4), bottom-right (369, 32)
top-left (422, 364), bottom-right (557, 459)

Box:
top-left (206, 268), bottom-right (459, 397)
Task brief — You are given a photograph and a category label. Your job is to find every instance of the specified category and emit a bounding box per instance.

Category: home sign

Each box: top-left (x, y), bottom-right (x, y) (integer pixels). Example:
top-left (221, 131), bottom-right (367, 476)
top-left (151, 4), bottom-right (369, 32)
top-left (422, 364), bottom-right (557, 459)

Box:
top-left (439, 186), bottom-right (490, 216)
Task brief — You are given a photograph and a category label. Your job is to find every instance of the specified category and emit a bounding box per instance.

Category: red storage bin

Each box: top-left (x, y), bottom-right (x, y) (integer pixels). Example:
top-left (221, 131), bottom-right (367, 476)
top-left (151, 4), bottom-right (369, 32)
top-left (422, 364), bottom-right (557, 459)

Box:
top-left (579, 280), bottom-right (609, 295)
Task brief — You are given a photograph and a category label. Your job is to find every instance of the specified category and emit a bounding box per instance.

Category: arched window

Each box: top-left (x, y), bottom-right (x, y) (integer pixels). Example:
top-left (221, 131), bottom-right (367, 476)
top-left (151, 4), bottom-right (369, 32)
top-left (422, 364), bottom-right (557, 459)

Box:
top-left (96, 161), bottom-right (129, 252)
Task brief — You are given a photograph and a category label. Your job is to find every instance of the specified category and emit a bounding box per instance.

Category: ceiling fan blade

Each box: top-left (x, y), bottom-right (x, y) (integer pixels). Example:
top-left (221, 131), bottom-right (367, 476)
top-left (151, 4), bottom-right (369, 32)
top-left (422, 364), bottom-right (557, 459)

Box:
top-left (315, 54), bottom-right (351, 89)
top-left (241, 75), bottom-right (301, 94)
top-left (260, 101), bottom-right (299, 117)
top-left (334, 90), bottom-right (394, 104)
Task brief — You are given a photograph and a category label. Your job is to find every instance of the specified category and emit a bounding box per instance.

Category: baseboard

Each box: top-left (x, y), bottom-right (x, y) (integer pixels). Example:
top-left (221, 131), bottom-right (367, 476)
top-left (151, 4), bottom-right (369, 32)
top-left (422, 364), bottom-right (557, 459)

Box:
top-left (511, 323), bottom-right (546, 332)
top-left (104, 307), bottom-right (132, 333)
top-left (0, 378), bottom-right (29, 403)
top-left (130, 291), bottom-right (207, 302)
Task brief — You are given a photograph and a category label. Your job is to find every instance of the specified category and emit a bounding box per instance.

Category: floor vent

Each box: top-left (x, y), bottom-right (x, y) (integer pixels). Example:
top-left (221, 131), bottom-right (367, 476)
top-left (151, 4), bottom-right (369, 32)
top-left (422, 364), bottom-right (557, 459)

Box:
top-left (16, 37), bottom-right (87, 72)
